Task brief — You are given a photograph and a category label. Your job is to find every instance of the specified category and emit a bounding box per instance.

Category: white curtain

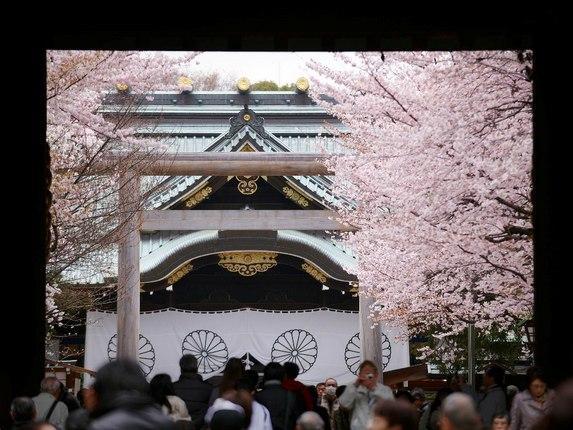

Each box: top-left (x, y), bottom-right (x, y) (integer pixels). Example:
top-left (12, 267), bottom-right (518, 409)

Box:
top-left (85, 308), bottom-right (409, 385)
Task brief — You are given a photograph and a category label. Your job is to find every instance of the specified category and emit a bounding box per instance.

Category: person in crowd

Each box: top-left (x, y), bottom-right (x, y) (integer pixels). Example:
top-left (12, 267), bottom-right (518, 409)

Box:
top-left (56, 381), bottom-right (80, 413)
top-left (150, 373), bottom-right (192, 426)
top-left (10, 397), bottom-right (36, 429)
top-left (316, 383), bottom-right (326, 406)
top-left (491, 413), bottom-right (510, 430)
top-left (87, 359), bottom-right (174, 430)
top-left (296, 411), bottom-right (325, 430)
top-left (509, 367), bottom-right (555, 430)
top-left (306, 385), bottom-right (331, 430)
top-left (205, 394), bottom-right (247, 429)
top-left (208, 357), bottom-right (245, 406)
top-left (332, 386), bottom-right (350, 430)
top-left (506, 386), bottom-right (519, 412)
top-left (25, 424), bottom-right (58, 430)
top-left (237, 370), bottom-right (273, 430)
top-left (205, 364), bottom-right (253, 429)
top-left (174, 354), bottom-right (213, 429)
top-left (477, 364), bottom-right (507, 429)
top-left (255, 362), bottom-right (299, 430)
top-left (32, 377), bottom-right (68, 429)
top-left (439, 393), bottom-right (481, 430)
top-left (395, 390), bottom-right (415, 405)
top-left (282, 362), bottom-right (314, 411)
top-left (427, 387), bottom-right (454, 430)
top-left (338, 360), bottom-right (394, 430)
top-left (411, 388), bottom-right (430, 430)
top-left (368, 398), bottom-right (418, 430)
top-left (75, 389), bottom-right (88, 410)
top-left (209, 409), bottom-right (246, 430)
top-left (450, 374), bottom-right (477, 403)
top-left (530, 378), bottom-right (573, 430)
top-left (65, 387), bottom-right (96, 430)
top-left (320, 378), bottom-right (340, 429)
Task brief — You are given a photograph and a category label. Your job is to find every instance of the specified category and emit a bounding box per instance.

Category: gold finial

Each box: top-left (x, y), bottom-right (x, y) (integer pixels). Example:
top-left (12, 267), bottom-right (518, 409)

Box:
top-left (296, 77), bottom-right (310, 93)
top-left (177, 76), bottom-right (193, 92)
top-left (115, 82), bottom-right (129, 93)
top-left (237, 77), bottom-right (251, 93)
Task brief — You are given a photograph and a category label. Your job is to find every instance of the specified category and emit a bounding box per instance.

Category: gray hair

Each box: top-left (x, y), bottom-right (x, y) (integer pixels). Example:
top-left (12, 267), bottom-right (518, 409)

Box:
top-left (40, 377), bottom-right (61, 395)
top-left (296, 411), bottom-right (325, 430)
top-left (441, 393), bottom-right (481, 430)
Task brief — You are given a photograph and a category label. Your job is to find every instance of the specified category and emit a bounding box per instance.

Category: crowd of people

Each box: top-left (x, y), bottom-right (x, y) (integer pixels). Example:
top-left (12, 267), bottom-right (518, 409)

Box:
top-left (7, 359), bottom-right (573, 430)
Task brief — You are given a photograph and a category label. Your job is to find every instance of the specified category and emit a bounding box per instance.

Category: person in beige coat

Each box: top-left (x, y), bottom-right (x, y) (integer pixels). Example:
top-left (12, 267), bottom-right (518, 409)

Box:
top-left (338, 360), bottom-right (394, 430)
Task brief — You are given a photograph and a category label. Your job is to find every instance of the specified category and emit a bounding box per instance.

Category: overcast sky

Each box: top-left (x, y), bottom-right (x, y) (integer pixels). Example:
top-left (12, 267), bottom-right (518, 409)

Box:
top-left (181, 51), bottom-right (342, 85)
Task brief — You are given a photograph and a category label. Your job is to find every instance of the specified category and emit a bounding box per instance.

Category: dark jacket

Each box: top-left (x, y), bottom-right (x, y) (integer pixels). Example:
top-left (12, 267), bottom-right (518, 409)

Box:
top-left (477, 384), bottom-right (507, 429)
top-left (58, 384), bottom-right (81, 413)
top-left (255, 381), bottom-right (299, 430)
top-left (66, 408), bottom-right (91, 430)
top-left (87, 391), bottom-right (175, 430)
top-left (173, 372), bottom-right (213, 429)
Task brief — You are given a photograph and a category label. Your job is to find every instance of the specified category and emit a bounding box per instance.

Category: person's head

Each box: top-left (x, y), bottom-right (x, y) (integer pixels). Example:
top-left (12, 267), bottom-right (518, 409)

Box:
top-left (483, 364), bottom-right (505, 388)
top-left (81, 386), bottom-right (97, 412)
top-left (10, 397), bottom-right (36, 423)
top-left (263, 362), bottom-right (285, 383)
top-left (92, 359), bottom-right (150, 411)
top-left (316, 382), bottom-right (326, 398)
top-left (284, 362), bottom-right (300, 380)
top-left (239, 369), bottom-right (260, 393)
top-left (450, 374), bottom-right (466, 391)
top-left (40, 377), bottom-right (62, 399)
top-left (506, 385), bottom-right (518, 398)
top-left (210, 409), bottom-right (246, 430)
top-left (296, 411), bottom-right (325, 430)
top-left (324, 378), bottom-right (338, 398)
top-left (368, 398), bottom-right (418, 430)
top-left (395, 390), bottom-right (415, 405)
top-left (411, 387), bottom-right (426, 409)
top-left (179, 354), bottom-right (199, 374)
top-left (150, 373), bottom-right (175, 412)
top-left (358, 360), bottom-right (379, 381)
top-left (76, 388), bottom-right (87, 408)
top-left (439, 392), bottom-right (481, 430)
top-left (57, 381), bottom-right (67, 400)
top-left (526, 367), bottom-right (548, 399)
top-left (429, 387), bottom-right (454, 413)
top-left (491, 413), bottom-right (510, 430)
top-left (220, 357), bottom-right (246, 394)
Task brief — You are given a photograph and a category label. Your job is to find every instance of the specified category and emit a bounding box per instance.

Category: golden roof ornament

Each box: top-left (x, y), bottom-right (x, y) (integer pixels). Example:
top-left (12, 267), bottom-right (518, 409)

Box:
top-left (218, 252), bottom-right (277, 277)
top-left (295, 77), bottom-right (310, 93)
top-left (237, 77), bottom-right (251, 93)
top-left (177, 76), bottom-right (193, 92)
top-left (115, 82), bottom-right (130, 93)
top-left (301, 261), bottom-right (327, 284)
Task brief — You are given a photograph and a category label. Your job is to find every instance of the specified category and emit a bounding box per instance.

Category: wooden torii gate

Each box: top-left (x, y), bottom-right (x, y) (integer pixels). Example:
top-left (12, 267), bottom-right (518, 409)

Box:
top-left (110, 152), bottom-right (386, 375)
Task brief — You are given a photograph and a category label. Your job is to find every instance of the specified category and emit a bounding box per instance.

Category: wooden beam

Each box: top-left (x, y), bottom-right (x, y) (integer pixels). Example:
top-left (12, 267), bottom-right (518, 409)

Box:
top-left (45, 359), bottom-right (97, 377)
top-left (140, 210), bottom-right (356, 231)
top-left (383, 364), bottom-right (429, 386)
top-left (117, 172), bottom-right (141, 360)
top-left (93, 152), bottom-right (334, 176)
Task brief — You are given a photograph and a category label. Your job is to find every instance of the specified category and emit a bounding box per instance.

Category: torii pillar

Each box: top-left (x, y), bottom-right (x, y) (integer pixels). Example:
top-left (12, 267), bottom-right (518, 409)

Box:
top-left (359, 293), bottom-right (385, 381)
top-left (117, 170), bottom-right (141, 359)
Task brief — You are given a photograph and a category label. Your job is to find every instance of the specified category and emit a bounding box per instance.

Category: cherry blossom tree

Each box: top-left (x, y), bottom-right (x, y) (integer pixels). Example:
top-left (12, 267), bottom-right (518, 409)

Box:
top-left (307, 51), bottom-right (533, 344)
top-left (47, 50), bottom-right (200, 331)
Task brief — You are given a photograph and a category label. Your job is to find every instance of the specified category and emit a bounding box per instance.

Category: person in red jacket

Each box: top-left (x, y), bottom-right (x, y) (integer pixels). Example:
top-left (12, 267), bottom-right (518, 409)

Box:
top-left (282, 362), bottom-right (314, 411)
